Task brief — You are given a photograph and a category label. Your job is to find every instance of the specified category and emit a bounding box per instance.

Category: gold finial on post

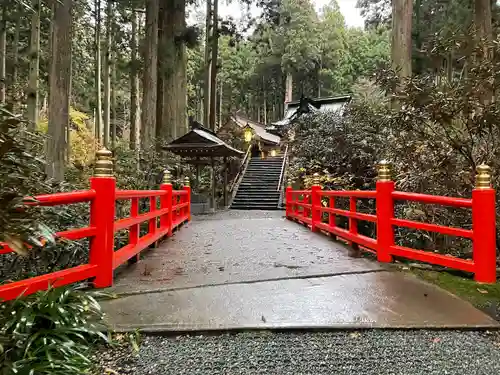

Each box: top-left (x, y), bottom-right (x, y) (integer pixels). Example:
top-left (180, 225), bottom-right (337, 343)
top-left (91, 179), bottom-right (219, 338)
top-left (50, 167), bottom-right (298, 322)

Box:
top-left (162, 170), bottom-right (172, 184)
top-left (376, 160), bottom-right (392, 182)
top-left (475, 164), bottom-right (492, 189)
top-left (94, 148), bottom-right (114, 177)
top-left (312, 172), bottom-right (321, 186)
top-left (184, 176), bottom-right (190, 187)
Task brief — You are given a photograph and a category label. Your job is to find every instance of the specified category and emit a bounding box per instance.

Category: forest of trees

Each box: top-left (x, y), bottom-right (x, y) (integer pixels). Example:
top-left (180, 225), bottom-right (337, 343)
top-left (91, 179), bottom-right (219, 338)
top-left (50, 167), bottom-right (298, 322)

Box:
top-left (0, 0), bottom-right (390, 183)
top-left (287, 0), bottom-right (500, 263)
top-left (0, 0), bottom-right (496, 183)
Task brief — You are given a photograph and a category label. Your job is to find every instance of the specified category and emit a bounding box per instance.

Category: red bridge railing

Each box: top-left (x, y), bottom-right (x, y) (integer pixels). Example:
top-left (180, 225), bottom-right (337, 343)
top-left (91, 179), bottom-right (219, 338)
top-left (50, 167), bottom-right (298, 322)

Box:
top-left (286, 161), bottom-right (496, 283)
top-left (0, 149), bottom-right (191, 301)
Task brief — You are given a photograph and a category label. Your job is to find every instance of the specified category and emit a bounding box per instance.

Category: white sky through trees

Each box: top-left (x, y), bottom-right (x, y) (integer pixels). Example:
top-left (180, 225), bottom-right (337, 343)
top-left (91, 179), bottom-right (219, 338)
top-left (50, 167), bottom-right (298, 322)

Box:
top-left (189, 0), bottom-right (365, 30)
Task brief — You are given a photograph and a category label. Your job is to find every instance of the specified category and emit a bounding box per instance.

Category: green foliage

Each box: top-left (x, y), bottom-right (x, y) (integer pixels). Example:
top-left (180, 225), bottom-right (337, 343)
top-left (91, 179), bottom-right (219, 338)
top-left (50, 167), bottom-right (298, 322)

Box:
top-left (289, 33), bottom-right (500, 259)
top-left (207, 0), bottom-right (390, 124)
top-left (0, 106), bottom-right (53, 255)
top-left (38, 108), bottom-right (96, 169)
top-left (0, 284), bottom-right (109, 375)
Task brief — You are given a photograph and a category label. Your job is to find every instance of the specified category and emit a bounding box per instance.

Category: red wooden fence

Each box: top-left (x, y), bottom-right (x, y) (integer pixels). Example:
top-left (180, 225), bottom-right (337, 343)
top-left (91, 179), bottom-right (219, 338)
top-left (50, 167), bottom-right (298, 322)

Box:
top-left (0, 149), bottom-right (191, 301)
top-left (286, 162), bottom-right (497, 283)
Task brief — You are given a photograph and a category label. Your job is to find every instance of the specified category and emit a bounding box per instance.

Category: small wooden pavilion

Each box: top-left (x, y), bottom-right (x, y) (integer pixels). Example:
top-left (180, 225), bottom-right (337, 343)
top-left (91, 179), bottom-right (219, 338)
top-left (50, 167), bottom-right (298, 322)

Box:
top-left (164, 120), bottom-right (244, 210)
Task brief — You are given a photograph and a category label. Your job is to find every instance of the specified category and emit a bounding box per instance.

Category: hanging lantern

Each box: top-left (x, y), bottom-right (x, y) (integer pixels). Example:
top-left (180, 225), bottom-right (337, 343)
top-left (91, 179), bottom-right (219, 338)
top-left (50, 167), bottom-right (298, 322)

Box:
top-left (243, 125), bottom-right (253, 143)
top-left (270, 149), bottom-right (277, 157)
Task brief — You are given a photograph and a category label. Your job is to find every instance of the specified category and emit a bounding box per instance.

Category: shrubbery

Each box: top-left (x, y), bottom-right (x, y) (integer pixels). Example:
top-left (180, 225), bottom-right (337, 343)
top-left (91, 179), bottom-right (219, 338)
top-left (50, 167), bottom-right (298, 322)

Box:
top-left (288, 37), bottom-right (500, 261)
top-left (0, 285), bottom-right (109, 375)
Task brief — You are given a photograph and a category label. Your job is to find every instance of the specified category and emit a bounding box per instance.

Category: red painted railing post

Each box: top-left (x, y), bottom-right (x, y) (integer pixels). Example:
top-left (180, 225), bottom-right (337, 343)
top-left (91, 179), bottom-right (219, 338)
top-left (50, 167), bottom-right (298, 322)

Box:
top-left (89, 149), bottom-right (116, 288)
top-left (183, 176), bottom-right (191, 222)
top-left (375, 161), bottom-right (394, 263)
top-left (160, 170), bottom-right (173, 236)
top-left (149, 196), bottom-right (157, 235)
top-left (311, 173), bottom-right (322, 232)
top-left (472, 165), bottom-right (496, 283)
top-left (286, 186), bottom-right (292, 219)
top-left (329, 197), bottom-right (336, 229)
top-left (128, 197), bottom-right (139, 263)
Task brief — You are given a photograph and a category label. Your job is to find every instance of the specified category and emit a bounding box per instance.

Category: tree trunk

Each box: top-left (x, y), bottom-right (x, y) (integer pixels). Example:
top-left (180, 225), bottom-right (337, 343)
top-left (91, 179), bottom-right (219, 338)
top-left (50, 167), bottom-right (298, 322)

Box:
top-left (10, 6), bottom-right (21, 108)
top-left (103, 0), bottom-right (112, 147)
top-left (263, 76), bottom-right (267, 125)
top-left (155, 0), bottom-right (165, 140)
top-left (27, 0), bottom-right (41, 129)
top-left (475, 0), bottom-right (492, 43)
top-left (111, 50), bottom-right (117, 149)
top-left (391, 0), bottom-right (413, 78)
top-left (219, 79), bottom-right (222, 127)
top-left (95, 0), bottom-right (103, 143)
top-left (129, 9), bottom-right (139, 150)
top-left (47, 0), bottom-right (72, 181)
top-left (0, 7), bottom-right (6, 104)
top-left (203, 0), bottom-right (212, 127)
top-left (285, 72), bottom-right (293, 103)
top-left (474, 0), bottom-right (493, 103)
top-left (141, 0), bottom-right (159, 150)
top-left (414, 0), bottom-right (423, 75)
top-left (159, 0), bottom-right (187, 141)
top-left (209, 0), bottom-right (218, 130)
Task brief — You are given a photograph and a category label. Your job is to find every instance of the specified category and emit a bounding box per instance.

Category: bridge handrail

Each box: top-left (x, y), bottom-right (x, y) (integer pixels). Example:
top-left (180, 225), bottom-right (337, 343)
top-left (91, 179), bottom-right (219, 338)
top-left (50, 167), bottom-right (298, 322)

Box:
top-left (0, 149), bottom-right (191, 302)
top-left (277, 144), bottom-right (288, 193)
top-left (285, 163), bottom-right (496, 284)
top-left (229, 144), bottom-right (252, 194)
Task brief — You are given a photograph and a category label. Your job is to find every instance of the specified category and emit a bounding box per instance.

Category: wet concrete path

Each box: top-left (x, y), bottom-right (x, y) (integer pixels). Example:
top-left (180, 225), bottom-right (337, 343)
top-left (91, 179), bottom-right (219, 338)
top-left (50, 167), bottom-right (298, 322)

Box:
top-left (102, 211), bottom-right (498, 331)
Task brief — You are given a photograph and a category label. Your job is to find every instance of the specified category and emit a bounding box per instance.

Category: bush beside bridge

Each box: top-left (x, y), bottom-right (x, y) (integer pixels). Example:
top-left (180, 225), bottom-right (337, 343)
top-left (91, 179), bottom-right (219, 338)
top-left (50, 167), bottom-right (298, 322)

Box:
top-left (288, 56), bottom-right (500, 266)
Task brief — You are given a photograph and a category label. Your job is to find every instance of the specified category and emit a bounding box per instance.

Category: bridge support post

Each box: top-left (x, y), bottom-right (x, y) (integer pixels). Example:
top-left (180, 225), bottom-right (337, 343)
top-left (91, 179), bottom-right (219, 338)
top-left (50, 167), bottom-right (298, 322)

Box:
top-left (472, 165), bottom-right (496, 283)
top-left (286, 185), bottom-right (292, 219)
top-left (160, 170), bottom-right (173, 237)
top-left (311, 173), bottom-right (322, 233)
top-left (90, 149), bottom-right (116, 288)
top-left (375, 160), bottom-right (394, 263)
top-left (184, 176), bottom-right (191, 222)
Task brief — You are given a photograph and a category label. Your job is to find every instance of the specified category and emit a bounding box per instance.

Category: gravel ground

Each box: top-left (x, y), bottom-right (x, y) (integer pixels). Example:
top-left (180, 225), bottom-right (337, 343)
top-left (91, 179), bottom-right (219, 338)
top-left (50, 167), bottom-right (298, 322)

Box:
top-left (94, 330), bottom-right (500, 375)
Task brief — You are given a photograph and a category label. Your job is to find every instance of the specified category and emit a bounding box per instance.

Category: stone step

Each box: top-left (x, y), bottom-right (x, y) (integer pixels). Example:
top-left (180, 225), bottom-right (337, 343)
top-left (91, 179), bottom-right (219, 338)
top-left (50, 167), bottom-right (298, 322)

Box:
top-left (243, 178), bottom-right (280, 181)
top-left (248, 164), bottom-right (282, 168)
top-left (234, 191), bottom-right (280, 195)
top-left (235, 191), bottom-right (280, 195)
top-left (232, 196), bottom-right (280, 202)
top-left (240, 179), bottom-right (280, 184)
top-left (238, 186), bottom-right (279, 189)
top-left (248, 162), bottom-right (283, 166)
top-left (232, 198), bottom-right (280, 204)
top-left (230, 204), bottom-right (281, 210)
top-left (239, 180), bottom-right (279, 184)
top-left (244, 173), bottom-right (281, 178)
top-left (245, 170), bottom-right (281, 173)
top-left (243, 175), bottom-right (281, 178)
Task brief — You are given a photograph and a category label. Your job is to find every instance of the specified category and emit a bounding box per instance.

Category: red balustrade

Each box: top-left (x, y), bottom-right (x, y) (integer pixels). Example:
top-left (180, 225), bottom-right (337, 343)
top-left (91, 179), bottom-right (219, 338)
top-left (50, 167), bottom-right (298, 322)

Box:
top-left (0, 167), bottom-right (191, 301)
top-left (286, 163), bottom-right (496, 283)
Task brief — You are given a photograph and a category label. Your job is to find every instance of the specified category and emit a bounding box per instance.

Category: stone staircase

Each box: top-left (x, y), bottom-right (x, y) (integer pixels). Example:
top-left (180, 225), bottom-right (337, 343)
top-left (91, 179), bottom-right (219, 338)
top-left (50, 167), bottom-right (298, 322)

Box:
top-left (230, 156), bottom-right (284, 210)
